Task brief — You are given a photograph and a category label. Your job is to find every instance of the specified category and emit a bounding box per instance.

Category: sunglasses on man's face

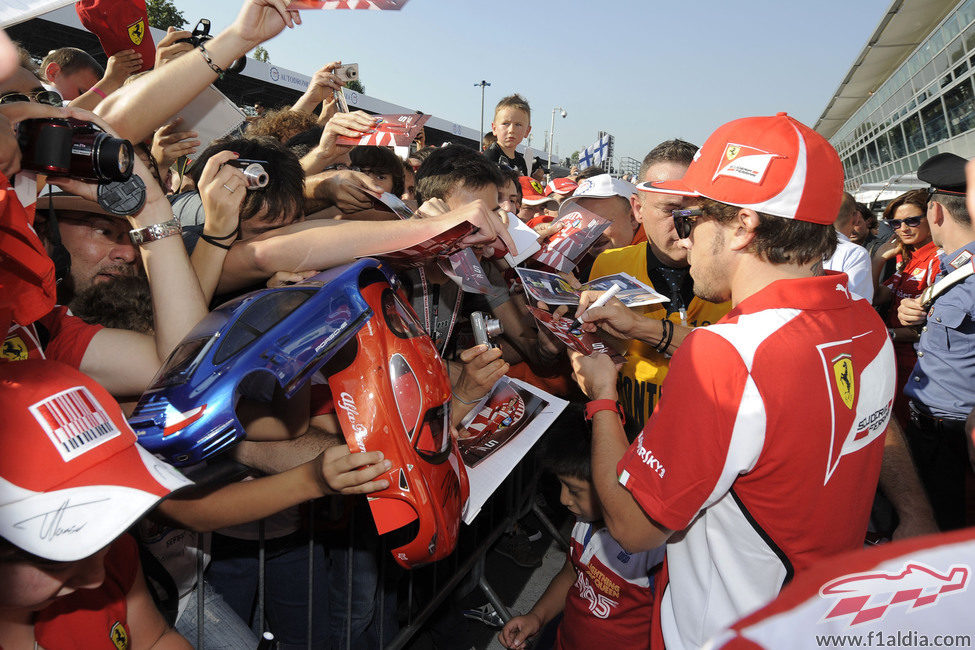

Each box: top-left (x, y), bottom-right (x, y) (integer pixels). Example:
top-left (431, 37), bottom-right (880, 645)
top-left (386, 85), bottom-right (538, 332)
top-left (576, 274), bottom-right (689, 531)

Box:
top-left (884, 215), bottom-right (924, 230)
top-left (672, 208), bottom-right (704, 239)
top-left (0, 90), bottom-right (63, 106)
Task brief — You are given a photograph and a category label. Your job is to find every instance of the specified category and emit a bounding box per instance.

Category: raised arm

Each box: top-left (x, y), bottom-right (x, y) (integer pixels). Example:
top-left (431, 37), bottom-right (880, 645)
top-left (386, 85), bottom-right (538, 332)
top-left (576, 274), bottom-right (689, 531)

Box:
top-left (96, 0), bottom-right (300, 143)
top-left (218, 199), bottom-right (516, 293)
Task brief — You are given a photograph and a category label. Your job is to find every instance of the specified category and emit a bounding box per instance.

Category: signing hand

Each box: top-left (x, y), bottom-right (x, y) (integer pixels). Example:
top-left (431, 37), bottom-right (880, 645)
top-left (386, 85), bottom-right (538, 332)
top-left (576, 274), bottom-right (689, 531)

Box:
top-left (567, 349), bottom-right (620, 401)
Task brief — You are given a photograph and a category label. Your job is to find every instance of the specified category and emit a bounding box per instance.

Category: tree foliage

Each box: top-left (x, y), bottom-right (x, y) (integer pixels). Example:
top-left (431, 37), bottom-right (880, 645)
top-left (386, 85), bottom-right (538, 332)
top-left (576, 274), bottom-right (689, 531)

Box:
top-left (345, 79), bottom-right (365, 94)
top-left (253, 46), bottom-right (269, 62)
top-left (145, 0), bottom-right (187, 30)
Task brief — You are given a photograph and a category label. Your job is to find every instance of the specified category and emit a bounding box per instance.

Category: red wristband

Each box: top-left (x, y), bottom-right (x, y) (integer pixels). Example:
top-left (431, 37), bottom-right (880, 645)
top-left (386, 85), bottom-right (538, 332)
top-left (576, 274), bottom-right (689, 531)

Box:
top-left (90, 86), bottom-right (106, 99)
top-left (584, 399), bottom-right (625, 425)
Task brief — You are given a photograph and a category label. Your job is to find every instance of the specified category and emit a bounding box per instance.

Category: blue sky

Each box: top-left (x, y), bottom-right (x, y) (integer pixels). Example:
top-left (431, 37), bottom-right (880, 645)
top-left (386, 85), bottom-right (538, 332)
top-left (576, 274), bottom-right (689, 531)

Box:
top-left (171, 0), bottom-right (892, 163)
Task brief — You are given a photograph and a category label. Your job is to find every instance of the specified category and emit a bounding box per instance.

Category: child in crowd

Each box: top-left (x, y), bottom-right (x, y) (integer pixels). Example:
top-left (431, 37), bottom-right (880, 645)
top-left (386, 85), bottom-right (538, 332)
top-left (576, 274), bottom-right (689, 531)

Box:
top-left (0, 359), bottom-right (193, 649)
top-left (484, 94), bottom-right (532, 175)
top-left (499, 407), bottom-right (662, 649)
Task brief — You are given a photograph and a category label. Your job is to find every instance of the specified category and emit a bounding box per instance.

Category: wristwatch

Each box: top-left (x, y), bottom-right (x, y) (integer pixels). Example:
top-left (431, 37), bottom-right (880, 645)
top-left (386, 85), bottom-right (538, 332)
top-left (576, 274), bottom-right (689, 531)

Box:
top-left (129, 217), bottom-right (182, 246)
top-left (584, 399), bottom-right (625, 425)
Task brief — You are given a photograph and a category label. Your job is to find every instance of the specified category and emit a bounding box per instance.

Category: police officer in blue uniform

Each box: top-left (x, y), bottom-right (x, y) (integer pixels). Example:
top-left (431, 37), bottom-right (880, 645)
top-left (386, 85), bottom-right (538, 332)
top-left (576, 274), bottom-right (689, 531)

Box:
top-left (899, 152), bottom-right (975, 531)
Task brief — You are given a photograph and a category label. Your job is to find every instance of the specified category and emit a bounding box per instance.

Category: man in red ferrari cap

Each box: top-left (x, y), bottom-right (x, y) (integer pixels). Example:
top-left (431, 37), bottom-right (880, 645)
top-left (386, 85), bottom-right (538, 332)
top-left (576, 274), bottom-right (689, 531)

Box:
top-left (568, 113), bottom-right (896, 649)
top-left (0, 359), bottom-right (192, 648)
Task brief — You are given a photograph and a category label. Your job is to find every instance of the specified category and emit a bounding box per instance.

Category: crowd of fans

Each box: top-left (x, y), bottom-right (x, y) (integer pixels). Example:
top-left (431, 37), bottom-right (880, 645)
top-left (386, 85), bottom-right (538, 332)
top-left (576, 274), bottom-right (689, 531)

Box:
top-left (2, 1), bottom-right (975, 648)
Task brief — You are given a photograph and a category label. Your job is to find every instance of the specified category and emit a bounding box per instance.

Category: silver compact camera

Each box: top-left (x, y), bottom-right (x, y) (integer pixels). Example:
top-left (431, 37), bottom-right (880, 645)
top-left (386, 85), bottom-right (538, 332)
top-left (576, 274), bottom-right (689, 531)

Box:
top-left (471, 311), bottom-right (503, 348)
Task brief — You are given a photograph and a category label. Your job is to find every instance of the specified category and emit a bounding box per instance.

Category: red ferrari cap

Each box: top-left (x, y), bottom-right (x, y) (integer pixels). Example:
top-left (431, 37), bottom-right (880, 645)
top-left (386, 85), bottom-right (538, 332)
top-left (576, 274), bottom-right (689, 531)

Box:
top-left (519, 176), bottom-right (557, 207)
top-left (76, 0), bottom-right (156, 73)
top-left (0, 360), bottom-right (191, 561)
top-left (543, 177), bottom-right (578, 197)
top-left (651, 113), bottom-right (844, 225)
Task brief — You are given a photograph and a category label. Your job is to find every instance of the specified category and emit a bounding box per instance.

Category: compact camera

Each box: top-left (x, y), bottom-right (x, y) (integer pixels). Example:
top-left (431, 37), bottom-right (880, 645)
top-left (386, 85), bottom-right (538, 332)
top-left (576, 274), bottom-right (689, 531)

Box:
top-left (177, 19), bottom-right (246, 74)
top-left (471, 311), bottom-right (503, 348)
top-left (225, 159), bottom-right (269, 189)
top-left (17, 117), bottom-right (134, 183)
top-left (334, 63), bottom-right (358, 83)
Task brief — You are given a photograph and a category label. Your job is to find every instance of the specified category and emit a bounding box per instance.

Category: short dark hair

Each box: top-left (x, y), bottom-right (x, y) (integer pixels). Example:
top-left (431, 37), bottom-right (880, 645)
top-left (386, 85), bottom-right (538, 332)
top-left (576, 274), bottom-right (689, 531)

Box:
top-left (482, 132), bottom-right (497, 150)
top-left (350, 146), bottom-right (405, 196)
top-left (856, 202), bottom-right (876, 228)
top-left (834, 192), bottom-right (858, 230)
top-left (284, 126), bottom-right (323, 159)
top-left (931, 192), bottom-right (971, 227)
top-left (575, 166), bottom-right (606, 181)
top-left (700, 198), bottom-right (837, 265)
top-left (41, 47), bottom-right (103, 77)
top-left (415, 144), bottom-right (503, 204)
top-left (541, 405), bottom-right (591, 481)
top-left (494, 94), bottom-right (531, 120)
top-left (188, 136), bottom-right (304, 225)
top-left (639, 139), bottom-right (698, 181)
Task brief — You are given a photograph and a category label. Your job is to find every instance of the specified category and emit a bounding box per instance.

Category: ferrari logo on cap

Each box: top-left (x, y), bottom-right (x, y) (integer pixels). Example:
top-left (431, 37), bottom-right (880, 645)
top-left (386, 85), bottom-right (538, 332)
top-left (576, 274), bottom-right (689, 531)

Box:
top-left (110, 621), bottom-right (129, 649)
top-left (832, 354), bottom-right (855, 410)
top-left (127, 19), bottom-right (145, 45)
top-left (2, 336), bottom-right (27, 361)
top-left (726, 145), bottom-right (740, 160)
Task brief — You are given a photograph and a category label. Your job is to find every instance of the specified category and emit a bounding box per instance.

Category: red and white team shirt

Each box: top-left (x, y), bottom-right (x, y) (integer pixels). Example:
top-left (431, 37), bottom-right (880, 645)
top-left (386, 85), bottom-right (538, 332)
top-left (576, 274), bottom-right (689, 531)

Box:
top-left (618, 274), bottom-right (895, 650)
top-left (3, 306), bottom-right (102, 366)
top-left (882, 241), bottom-right (941, 328)
top-left (556, 521), bottom-right (663, 649)
top-left (708, 527), bottom-right (975, 649)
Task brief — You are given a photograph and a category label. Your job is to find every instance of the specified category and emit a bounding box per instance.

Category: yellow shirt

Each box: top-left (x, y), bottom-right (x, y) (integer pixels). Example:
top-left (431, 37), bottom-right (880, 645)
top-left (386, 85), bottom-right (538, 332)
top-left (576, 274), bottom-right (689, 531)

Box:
top-left (589, 243), bottom-right (730, 437)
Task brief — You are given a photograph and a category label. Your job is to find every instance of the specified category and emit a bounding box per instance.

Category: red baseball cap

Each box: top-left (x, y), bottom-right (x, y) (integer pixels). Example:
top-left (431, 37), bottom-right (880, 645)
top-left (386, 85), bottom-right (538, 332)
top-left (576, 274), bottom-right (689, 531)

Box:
top-left (0, 360), bottom-right (191, 561)
top-left (76, 0), bottom-right (156, 73)
top-left (543, 177), bottom-right (578, 197)
top-left (519, 176), bottom-right (557, 207)
top-left (650, 112), bottom-right (844, 225)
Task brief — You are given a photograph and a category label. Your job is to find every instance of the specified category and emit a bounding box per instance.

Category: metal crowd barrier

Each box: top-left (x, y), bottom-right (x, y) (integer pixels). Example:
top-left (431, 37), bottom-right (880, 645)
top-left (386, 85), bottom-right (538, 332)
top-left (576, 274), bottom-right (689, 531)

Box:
top-left (185, 445), bottom-right (566, 649)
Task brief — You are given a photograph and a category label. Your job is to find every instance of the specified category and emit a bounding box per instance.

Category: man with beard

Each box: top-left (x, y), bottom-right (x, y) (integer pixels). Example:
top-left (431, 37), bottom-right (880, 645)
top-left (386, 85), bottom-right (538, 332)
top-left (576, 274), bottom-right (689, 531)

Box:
top-left (34, 192), bottom-right (141, 306)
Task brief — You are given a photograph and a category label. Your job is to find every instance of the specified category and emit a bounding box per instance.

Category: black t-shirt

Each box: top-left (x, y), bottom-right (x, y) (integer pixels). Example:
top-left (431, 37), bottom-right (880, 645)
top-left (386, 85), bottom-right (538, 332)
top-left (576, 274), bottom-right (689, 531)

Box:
top-left (483, 143), bottom-right (527, 176)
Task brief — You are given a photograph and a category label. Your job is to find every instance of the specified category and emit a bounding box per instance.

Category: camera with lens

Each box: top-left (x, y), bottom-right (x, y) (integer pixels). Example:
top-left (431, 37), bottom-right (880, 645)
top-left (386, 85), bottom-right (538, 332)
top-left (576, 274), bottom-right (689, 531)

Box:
top-left (177, 19), bottom-right (246, 74)
top-left (225, 159), bottom-right (269, 189)
top-left (471, 311), bottom-right (503, 348)
top-left (17, 117), bottom-right (134, 183)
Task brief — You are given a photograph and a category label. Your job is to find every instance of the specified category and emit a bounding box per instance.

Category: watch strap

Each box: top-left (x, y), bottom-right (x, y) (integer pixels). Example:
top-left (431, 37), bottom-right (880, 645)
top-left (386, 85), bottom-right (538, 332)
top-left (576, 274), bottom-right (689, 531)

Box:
top-left (584, 399), bottom-right (625, 425)
top-left (129, 217), bottom-right (182, 245)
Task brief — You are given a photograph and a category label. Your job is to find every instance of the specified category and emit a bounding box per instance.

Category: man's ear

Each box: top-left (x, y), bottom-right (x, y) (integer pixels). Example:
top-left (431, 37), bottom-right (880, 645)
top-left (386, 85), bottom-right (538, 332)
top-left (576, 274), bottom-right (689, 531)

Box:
top-left (629, 193), bottom-right (643, 225)
top-left (928, 201), bottom-right (945, 227)
top-left (490, 121), bottom-right (498, 135)
top-left (43, 61), bottom-right (59, 83)
top-left (730, 208), bottom-right (759, 251)
top-left (525, 124), bottom-right (532, 137)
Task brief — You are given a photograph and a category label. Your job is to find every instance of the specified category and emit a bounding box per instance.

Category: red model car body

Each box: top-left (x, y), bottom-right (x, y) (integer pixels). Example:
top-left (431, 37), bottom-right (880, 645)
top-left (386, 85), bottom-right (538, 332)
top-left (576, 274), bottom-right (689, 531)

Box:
top-left (327, 268), bottom-right (469, 568)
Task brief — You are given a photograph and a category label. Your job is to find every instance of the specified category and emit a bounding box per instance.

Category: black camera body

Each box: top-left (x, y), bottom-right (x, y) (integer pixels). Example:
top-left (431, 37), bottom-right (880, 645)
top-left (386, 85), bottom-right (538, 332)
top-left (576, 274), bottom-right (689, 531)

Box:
top-left (17, 118), bottom-right (134, 183)
top-left (177, 19), bottom-right (246, 74)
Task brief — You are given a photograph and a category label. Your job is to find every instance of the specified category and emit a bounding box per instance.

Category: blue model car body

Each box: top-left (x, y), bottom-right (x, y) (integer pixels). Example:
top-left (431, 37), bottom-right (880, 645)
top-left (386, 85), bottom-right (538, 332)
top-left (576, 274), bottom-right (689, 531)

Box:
top-left (129, 259), bottom-right (394, 466)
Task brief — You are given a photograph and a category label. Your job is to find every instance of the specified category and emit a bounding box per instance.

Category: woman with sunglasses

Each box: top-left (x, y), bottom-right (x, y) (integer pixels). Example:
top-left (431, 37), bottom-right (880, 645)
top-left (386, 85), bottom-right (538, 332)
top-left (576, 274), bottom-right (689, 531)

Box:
top-left (874, 189), bottom-right (941, 427)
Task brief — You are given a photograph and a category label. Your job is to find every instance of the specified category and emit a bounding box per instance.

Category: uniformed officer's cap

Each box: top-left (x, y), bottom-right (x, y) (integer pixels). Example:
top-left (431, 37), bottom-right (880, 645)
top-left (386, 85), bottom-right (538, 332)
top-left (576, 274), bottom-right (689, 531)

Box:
top-left (917, 153), bottom-right (967, 195)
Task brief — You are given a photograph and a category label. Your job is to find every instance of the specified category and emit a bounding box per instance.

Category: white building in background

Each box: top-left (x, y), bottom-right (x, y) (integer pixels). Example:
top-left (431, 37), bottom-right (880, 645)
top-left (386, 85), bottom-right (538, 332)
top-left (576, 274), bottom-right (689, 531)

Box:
top-left (817, 0), bottom-right (975, 193)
